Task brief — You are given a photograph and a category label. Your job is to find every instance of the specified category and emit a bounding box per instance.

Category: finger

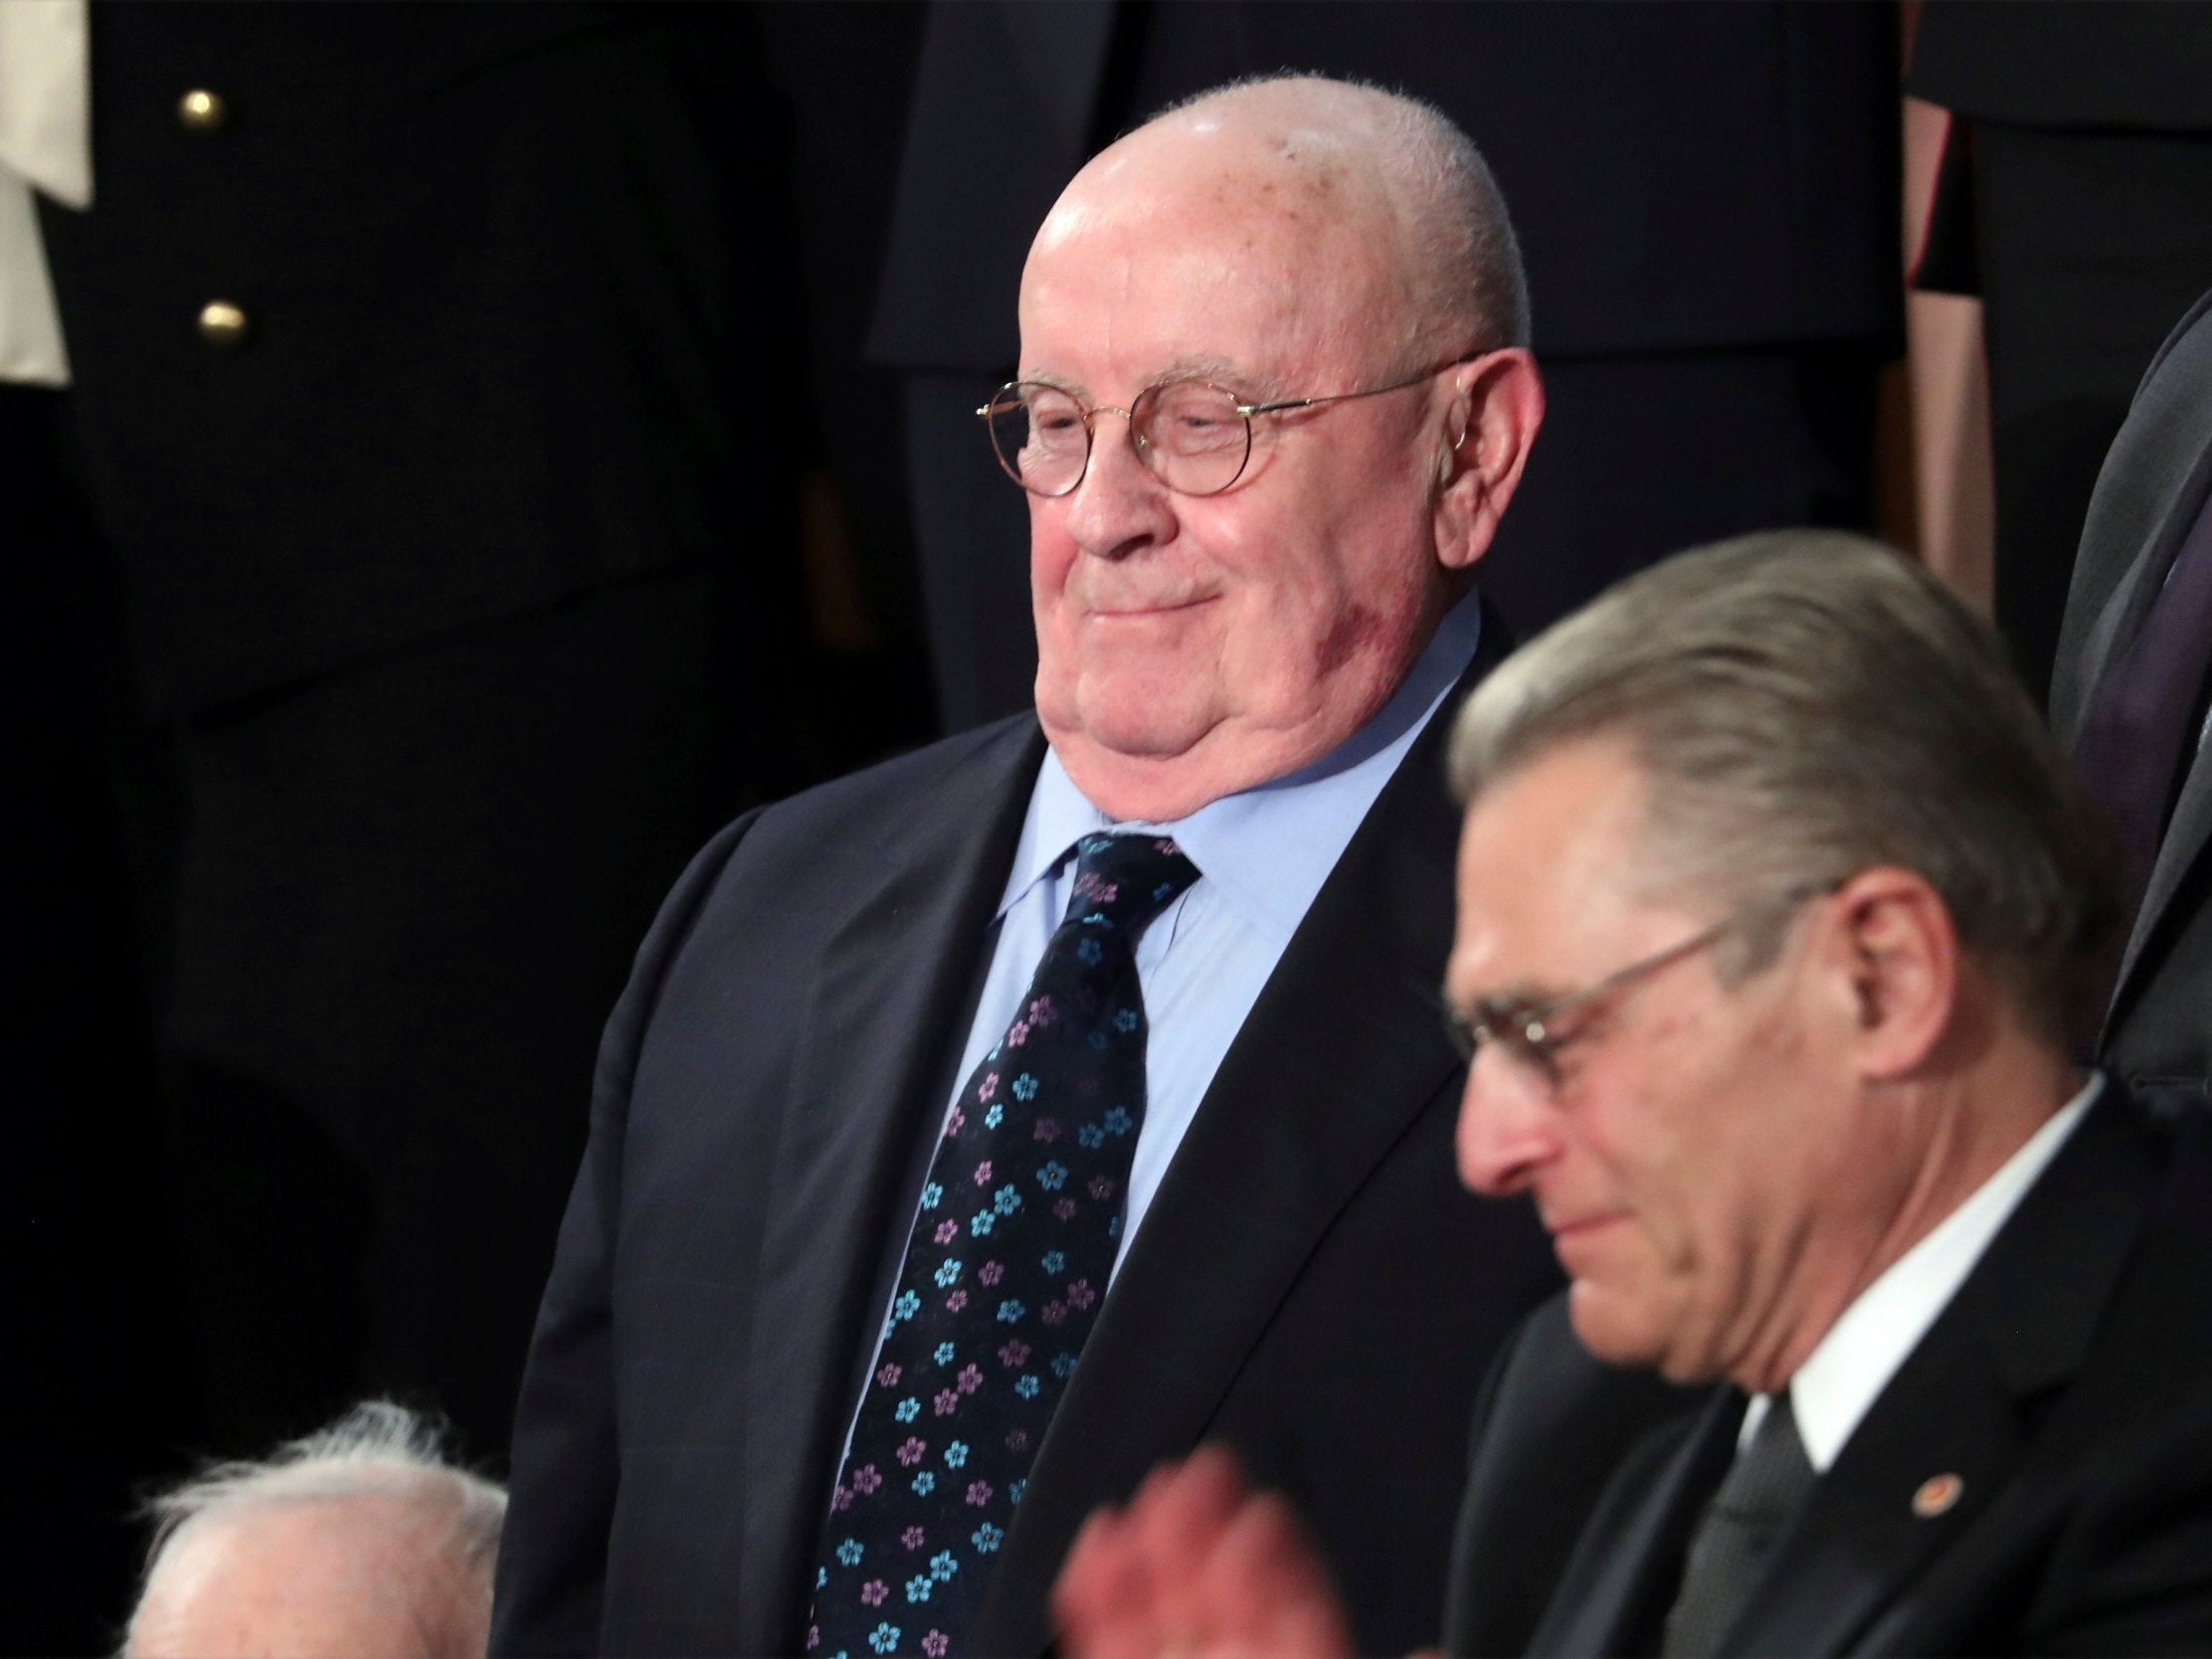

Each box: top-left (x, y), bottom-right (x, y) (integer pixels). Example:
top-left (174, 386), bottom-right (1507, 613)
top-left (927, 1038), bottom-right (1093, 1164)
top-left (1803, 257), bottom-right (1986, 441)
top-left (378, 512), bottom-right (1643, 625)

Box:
top-left (1201, 1492), bottom-right (1356, 1659)
top-left (1055, 1506), bottom-right (1166, 1659)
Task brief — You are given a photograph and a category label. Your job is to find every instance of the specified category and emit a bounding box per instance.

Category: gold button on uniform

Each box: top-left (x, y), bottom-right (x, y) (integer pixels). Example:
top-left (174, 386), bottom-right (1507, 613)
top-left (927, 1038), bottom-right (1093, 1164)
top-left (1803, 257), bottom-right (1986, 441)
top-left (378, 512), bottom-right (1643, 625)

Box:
top-left (177, 89), bottom-right (229, 132)
top-left (197, 300), bottom-right (250, 349)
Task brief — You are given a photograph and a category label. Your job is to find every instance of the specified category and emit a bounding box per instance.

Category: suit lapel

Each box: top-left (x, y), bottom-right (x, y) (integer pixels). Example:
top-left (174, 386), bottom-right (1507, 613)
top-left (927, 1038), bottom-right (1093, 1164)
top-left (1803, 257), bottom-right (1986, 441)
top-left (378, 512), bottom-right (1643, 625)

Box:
top-left (1531, 1391), bottom-right (1746, 1657)
top-left (2051, 289), bottom-right (2212, 743)
top-left (974, 638), bottom-right (1503, 1652)
top-left (1724, 1090), bottom-right (2158, 1657)
top-left (737, 722), bottom-right (1047, 1653)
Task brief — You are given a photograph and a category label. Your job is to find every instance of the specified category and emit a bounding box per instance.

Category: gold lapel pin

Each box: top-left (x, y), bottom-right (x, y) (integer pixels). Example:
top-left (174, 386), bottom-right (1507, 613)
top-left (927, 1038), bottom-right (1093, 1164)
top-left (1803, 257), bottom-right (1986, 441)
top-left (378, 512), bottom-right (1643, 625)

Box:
top-left (1912, 1473), bottom-right (1964, 1518)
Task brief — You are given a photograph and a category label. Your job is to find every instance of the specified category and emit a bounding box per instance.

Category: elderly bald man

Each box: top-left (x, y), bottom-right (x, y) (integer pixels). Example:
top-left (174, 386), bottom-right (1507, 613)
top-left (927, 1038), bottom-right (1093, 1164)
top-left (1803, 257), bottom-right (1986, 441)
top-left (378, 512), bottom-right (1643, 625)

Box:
top-left (493, 74), bottom-right (1555, 1658)
top-left (125, 1402), bottom-right (505, 1659)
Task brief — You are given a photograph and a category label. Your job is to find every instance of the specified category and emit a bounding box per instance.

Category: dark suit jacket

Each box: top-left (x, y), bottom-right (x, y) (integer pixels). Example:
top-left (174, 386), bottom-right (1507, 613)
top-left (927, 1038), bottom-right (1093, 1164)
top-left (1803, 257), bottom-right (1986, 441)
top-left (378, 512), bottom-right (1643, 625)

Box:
top-left (1444, 1085), bottom-right (2212, 1657)
top-left (491, 643), bottom-right (1563, 1656)
top-left (2052, 288), bottom-right (2212, 1113)
top-left (37, 0), bottom-right (796, 714)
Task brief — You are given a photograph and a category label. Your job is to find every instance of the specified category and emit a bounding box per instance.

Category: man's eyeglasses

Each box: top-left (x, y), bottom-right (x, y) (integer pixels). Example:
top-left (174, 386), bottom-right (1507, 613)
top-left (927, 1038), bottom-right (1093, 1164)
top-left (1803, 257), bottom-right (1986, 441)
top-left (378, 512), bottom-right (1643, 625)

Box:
top-left (977, 358), bottom-right (1466, 498)
top-left (1443, 886), bottom-right (1828, 1094)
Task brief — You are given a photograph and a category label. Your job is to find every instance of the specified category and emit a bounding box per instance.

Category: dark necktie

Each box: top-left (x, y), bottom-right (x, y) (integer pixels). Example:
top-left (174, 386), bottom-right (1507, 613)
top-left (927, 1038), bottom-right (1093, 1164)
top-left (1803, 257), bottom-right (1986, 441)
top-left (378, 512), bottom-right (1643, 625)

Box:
top-left (1661, 1391), bottom-right (1816, 1659)
top-left (808, 832), bottom-right (1200, 1659)
top-left (2075, 486), bottom-right (2212, 896)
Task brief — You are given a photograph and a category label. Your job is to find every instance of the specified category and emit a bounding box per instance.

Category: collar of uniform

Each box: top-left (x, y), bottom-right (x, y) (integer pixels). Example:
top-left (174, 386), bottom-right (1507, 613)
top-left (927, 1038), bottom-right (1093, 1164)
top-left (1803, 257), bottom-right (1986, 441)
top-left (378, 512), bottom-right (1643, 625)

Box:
top-left (1757, 1072), bottom-right (2105, 1471)
top-left (1001, 585), bottom-right (1484, 948)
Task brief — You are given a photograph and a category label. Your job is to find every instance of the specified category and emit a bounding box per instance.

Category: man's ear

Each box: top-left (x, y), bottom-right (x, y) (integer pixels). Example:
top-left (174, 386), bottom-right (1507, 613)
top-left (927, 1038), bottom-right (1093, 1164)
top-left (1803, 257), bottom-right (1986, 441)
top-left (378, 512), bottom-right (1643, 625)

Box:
top-left (1434, 348), bottom-right (1544, 573)
top-left (1818, 866), bottom-right (1959, 1082)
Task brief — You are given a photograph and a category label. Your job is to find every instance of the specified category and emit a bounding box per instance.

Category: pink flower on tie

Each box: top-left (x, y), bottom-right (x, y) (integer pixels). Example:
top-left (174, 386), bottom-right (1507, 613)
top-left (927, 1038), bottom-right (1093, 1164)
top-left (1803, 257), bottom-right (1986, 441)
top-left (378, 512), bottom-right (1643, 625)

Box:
top-left (978, 1261), bottom-right (1005, 1286)
top-left (965, 1480), bottom-right (994, 1507)
top-left (1028, 996), bottom-right (1056, 1026)
top-left (861, 1580), bottom-right (888, 1607)
top-left (1088, 1175), bottom-right (1115, 1200)
top-left (974, 1161), bottom-right (994, 1186)
top-left (998, 1340), bottom-right (1029, 1367)
top-left (1033, 1118), bottom-right (1061, 1143)
top-left (1042, 1301), bottom-right (1068, 1326)
top-left (978, 1073), bottom-right (1000, 1103)
top-left (876, 1364), bottom-right (901, 1388)
top-left (831, 1484), bottom-right (853, 1512)
top-left (902, 1526), bottom-right (925, 1550)
top-left (852, 1464), bottom-right (882, 1495)
top-left (1066, 1278), bottom-right (1097, 1311)
top-left (944, 1107), bottom-right (965, 1137)
top-left (945, 1290), bottom-right (969, 1312)
top-left (934, 1389), bottom-right (960, 1416)
top-left (957, 1364), bottom-right (984, 1394)
top-left (923, 1632), bottom-right (950, 1658)
top-left (1053, 1198), bottom-right (1078, 1221)
top-left (1007, 1020), bottom-right (1030, 1047)
top-left (896, 1437), bottom-right (927, 1467)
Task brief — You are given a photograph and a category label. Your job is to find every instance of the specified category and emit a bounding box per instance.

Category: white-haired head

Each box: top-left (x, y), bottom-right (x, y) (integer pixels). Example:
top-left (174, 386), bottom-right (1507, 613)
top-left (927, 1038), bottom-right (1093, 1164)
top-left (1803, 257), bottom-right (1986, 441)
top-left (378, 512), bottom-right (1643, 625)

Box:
top-left (123, 1401), bottom-right (506, 1659)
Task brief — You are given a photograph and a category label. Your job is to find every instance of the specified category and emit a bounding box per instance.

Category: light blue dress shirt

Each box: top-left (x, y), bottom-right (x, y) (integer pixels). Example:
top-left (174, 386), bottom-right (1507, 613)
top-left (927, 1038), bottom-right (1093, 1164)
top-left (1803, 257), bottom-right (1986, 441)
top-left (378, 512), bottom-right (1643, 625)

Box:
top-left (944, 588), bottom-right (1484, 1278)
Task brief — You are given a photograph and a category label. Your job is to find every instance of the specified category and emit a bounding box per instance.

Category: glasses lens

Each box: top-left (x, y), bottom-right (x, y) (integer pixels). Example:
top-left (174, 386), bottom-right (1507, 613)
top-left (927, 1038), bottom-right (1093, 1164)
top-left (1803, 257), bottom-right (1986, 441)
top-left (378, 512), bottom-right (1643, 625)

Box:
top-left (985, 384), bottom-right (1088, 496)
top-left (1133, 381), bottom-right (1251, 494)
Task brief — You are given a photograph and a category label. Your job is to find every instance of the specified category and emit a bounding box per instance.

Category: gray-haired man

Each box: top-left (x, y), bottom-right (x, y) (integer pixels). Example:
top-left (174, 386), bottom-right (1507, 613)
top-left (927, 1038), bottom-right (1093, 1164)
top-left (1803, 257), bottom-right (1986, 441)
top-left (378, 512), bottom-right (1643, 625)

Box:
top-left (1057, 532), bottom-right (2212, 1658)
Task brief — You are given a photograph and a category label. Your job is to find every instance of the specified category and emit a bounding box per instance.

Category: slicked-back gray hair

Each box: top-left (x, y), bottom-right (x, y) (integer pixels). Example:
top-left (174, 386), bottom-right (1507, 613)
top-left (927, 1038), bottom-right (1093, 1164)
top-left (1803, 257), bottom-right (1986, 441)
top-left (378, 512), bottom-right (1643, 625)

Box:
top-left (1447, 531), bottom-right (2122, 1045)
top-left (125, 1400), bottom-right (506, 1653)
top-left (1160, 74), bottom-right (1530, 360)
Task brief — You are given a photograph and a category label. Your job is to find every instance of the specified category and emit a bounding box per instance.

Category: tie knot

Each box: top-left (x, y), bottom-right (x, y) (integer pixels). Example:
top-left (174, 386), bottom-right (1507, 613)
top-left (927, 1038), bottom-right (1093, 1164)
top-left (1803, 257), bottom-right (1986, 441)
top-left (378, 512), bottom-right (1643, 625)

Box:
top-left (1064, 833), bottom-right (1200, 936)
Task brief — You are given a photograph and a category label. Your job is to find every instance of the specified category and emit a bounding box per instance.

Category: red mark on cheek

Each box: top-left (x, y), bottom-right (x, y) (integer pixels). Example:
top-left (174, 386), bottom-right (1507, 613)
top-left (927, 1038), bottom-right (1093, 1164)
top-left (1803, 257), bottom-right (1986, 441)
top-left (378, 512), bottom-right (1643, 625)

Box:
top-left (1314, 601), bottom-right (1384, 677)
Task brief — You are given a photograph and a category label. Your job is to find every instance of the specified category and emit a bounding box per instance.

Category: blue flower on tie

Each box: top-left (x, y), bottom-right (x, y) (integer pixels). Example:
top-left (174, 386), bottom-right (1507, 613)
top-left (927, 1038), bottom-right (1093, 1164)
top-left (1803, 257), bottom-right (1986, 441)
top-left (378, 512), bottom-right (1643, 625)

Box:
top-left (944, 1440), bottom-right (969, 1468)
top-left (1103, 1107), bottom-right (1133, 1136)
top-left (985, 1103), bottom-right (1004, 1129)
top-left (1051, 1351), bottom-right (1077, 1378)
top-left (970, 1211), bottom-right (996, 1237)
top-left (1014, 1374), bottom-right (1040, 1399)
top-left (1076, 937), bottom-right (1103, 966)
top-left (929, 1551), bottom-right (959, 1582)
top-left (1108, 1213), bottom-right (1122, 1238)
top-left (906, 1575), bottom-right (933, 1603)
top-left (933, 1341), bottom-right (956, 1365)
top-left (1078, 1124), bottom-right (1106, 1149)
top-left (1013, 1074), bottom-right (1038, 1101)
top-left (1037, 1162), bottom-right (1067, 1192)
top-left (895, 1397), bottom-right (920, 1423)
top-left (1011, 1479), bottom-right (1028, 1505)
top-left (1041, 1249), bottom-right (1066, 1273)
top-left (997, 1299), bottom-right (1025, 1324)
top-left (933, 1260), bottom-right (961, 1289)
top-left (817, 1567), bottom-right (829, 1589)
top-left (912, 1471), bottom-right (936, 1496)
top-left (994, 1185), bottom-right (1021, 1216)
top-left (921, 1183), bottom-right (943, 1210)
top-left (868, 1623), bottom-right (900, 1653)
top-left (1113, 1008), bottom-right (1139, 1033)
top-left (892, 1290), bottom-right (921, 1323)
top-left (836, 1539), bottom-right (864, 1567)
top-left (972, 1523), bottom-right (1005, 1554)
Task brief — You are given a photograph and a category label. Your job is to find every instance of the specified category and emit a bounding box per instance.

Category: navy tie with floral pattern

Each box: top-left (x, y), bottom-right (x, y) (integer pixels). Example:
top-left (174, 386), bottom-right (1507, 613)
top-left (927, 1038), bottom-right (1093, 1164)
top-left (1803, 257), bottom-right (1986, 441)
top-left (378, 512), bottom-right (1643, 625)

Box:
top-left (808, 832), bottom-right (1200, 1659)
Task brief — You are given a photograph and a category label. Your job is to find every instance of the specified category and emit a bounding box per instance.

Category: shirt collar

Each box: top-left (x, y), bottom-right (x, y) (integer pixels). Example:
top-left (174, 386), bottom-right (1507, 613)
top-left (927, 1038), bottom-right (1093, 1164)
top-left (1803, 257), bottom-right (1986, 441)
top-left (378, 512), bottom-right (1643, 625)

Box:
top-left (1766, 1072), bottom-right (2104, 1471)
top-left (1000, 587), bottom-right (1484, 946)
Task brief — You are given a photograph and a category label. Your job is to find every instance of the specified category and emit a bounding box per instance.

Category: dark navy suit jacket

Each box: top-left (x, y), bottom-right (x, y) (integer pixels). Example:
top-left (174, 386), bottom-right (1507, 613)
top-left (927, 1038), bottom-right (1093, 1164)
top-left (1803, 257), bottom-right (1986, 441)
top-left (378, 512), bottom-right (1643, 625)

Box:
top-left (492, 636), bottom-right (1562, 1656)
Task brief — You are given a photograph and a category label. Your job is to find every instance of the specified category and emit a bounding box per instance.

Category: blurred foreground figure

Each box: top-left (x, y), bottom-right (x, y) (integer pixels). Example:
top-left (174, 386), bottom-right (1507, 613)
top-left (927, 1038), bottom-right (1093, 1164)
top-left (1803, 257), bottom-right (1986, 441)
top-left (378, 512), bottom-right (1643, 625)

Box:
top-left (125, 1401), bottom-right (505, 1659)
top-left (1060, 533), bottom-right (2212, 1657)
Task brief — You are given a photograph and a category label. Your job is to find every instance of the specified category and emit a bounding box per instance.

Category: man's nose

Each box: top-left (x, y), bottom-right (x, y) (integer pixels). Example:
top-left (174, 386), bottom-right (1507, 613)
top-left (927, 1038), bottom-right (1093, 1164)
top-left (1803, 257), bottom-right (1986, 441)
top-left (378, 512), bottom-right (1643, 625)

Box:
top-left (1062, 411), bottom-right (1175, 561)
top-left (1455, 1051), bottom-right (1560, 1198)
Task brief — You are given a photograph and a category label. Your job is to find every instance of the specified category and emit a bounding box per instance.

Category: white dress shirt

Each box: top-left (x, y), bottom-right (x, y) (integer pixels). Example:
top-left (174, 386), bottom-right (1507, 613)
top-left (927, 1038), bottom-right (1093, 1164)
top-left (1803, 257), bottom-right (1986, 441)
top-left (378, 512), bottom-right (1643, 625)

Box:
top-left (1744, 1074), bottom-right (2103, 1470)
top-left (0, 0), bottom-right (91, 386)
